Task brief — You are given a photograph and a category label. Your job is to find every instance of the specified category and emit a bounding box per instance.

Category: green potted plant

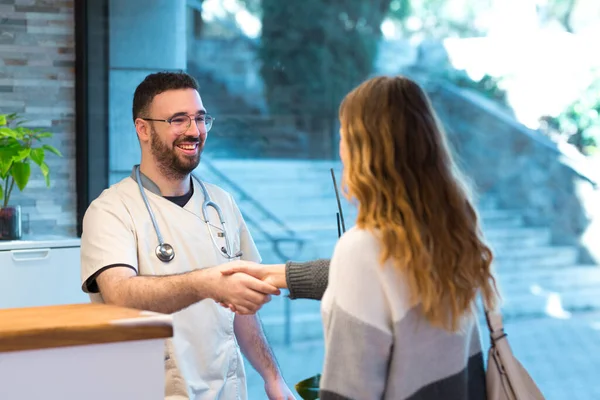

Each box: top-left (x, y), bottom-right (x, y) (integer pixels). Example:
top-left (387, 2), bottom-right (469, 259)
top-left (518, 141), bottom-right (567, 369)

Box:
top-left (295, 374), bottom-right (321, 400)
top-left (0, 113), bottom-right (62, 240)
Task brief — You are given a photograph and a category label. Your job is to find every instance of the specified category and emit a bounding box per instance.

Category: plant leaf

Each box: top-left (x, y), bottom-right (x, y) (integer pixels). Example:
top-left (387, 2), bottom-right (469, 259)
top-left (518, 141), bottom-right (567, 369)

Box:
top-left (0, 127), bottom-right (17, 138)
top-left (11, 162), bottom-right (31, 192)
top-left (0, 115), bottom-right (6, 126)
top-left (0, 182), bottom-right (3, 201)
top-left (14, 127), bottom-right (28, 139)
top-left (0, 159), bottom-right (12, 179)
top-left (30, 147), bottom-right (45, 166)
top-left (42, 144), bottom-right (62, 157)
top-left (0, 148), bottom-right (16, 177)
top-left (12, 148), bottom-right (31, 162)
top-left (3, 136), bottom-right (20, 147)
top-left (295, 374), bottom-right (321, 400)
top-left (39, 161), bottom-right (50, 187)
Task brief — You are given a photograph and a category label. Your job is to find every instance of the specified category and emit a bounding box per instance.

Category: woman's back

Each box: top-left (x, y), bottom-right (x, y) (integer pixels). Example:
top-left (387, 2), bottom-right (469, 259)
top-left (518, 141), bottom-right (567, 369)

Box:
top-left (319, 75), bottom-right (498, 399)
top-left (320, 228), bottom-right (487, 400)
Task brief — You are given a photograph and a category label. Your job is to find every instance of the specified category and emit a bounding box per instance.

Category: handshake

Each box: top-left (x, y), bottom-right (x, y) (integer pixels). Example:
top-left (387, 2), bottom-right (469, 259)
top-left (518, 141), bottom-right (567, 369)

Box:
top-left (214, 260), bottom-right (287, 315)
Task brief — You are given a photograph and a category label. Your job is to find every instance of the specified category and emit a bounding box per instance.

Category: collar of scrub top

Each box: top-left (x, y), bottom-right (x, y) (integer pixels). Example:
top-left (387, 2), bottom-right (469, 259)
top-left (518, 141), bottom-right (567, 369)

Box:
top-left (129, 165), bottom-right (193, 197)
top-left (129, 165), bottom-right (219, 229)
top-left (131, 165), bottom-right (240, 259)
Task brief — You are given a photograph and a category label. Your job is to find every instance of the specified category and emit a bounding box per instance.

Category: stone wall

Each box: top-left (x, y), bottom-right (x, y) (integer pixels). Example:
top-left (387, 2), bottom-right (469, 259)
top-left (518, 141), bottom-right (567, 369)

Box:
top-left (188, 36), bottom-right (418, 118)
top-left (426, 80), bottom-right (600, 264)
top-left (0, 0), bottom-right (76, 237)
top-left (187, 36), bottom-right (417, 159)
top-left (189, 37), bottom-right (267, 115)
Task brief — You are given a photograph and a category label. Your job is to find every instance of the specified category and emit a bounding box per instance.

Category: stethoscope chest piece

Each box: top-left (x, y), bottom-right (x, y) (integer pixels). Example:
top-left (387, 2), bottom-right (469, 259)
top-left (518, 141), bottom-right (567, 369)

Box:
top-left (155, 243), bottom-right (175, 262)
top-left (135, 165), bottom-right (240, 262)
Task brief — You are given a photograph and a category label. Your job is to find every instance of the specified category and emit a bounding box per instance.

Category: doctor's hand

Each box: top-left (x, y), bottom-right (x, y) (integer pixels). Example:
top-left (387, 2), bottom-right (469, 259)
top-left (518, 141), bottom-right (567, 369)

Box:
top-left (220, 262), bottom-right (287, 289)
top-left (213, 262), bottom-right (281, 315)
top-left (265, 377), bottom-right (296, 400)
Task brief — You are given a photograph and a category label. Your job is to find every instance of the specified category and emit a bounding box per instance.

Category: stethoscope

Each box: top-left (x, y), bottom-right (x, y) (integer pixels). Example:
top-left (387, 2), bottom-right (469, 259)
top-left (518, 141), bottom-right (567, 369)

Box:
top-left (135, 166), bottom-right (243, 262)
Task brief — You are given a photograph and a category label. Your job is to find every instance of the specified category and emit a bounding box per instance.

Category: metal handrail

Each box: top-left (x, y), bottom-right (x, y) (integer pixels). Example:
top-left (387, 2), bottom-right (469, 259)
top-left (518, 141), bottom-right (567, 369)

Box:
top-left (198, 158), bottom-right (306, 262)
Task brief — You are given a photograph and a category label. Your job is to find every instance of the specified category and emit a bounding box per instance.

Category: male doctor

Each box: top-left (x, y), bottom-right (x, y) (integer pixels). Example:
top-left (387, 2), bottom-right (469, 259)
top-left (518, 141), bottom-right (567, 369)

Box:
top-left (80, 71), bottom-right (295, 400)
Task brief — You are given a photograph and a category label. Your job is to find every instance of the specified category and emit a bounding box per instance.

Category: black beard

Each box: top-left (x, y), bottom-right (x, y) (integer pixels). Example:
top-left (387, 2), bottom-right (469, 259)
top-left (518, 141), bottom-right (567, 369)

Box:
top-left (150, 128), bottom-right (202, 181)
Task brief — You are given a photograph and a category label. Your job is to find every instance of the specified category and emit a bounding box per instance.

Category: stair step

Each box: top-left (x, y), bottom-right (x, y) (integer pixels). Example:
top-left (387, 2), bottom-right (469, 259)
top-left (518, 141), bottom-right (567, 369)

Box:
top-left (265, 211), bottom-right (525, 229)
top-left (484, 227), bottom-right (552, 247)
top-left (497, 265), bottom-right (600, 295)
top-left (246, 200), bottom-right (521, 220)
top-left (197, 159), bottom-right (501, 213)
top-left (250, 230), bottom-right (550, 261)
top-left (252, 218), bottom-right (547, 238)
top-left (499, 286), bottom-right (600, 319)
top-left (257, 244), bottom-right (326, 264)
top-left (254, 235), bottom-right (575, 265)
top-left (253, 232), bottom-right (553, 254)
top-left (493, 246), bottom-right (579, 270)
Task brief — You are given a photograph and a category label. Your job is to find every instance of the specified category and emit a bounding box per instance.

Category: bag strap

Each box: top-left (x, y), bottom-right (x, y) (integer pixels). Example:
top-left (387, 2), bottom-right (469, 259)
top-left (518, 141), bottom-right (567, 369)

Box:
top-left (484, 307), bottom-right (508, 343)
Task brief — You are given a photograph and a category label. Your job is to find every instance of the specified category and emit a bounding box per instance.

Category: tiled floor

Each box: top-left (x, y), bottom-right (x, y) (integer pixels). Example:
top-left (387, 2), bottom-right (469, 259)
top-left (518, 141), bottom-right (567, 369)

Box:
top-left (245, 311), bottom-right (600, 399)
top-left (504, 313), bottom-right (600, 400)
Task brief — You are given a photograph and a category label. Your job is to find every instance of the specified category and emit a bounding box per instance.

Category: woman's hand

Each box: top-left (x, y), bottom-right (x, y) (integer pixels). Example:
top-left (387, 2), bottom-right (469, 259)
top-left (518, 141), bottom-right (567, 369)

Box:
top-left (220, 261), bottom-right (287, 288)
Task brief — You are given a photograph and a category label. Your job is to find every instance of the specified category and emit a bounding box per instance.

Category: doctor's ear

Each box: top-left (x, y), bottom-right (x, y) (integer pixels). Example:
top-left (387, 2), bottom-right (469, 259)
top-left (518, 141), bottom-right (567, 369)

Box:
top-left (135, 118), bottom-right (151, 142)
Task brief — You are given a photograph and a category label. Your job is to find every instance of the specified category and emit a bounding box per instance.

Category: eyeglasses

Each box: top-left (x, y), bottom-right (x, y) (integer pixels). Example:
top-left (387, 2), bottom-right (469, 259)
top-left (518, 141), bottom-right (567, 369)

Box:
top-left (141, 114), bottom-right (214, 134)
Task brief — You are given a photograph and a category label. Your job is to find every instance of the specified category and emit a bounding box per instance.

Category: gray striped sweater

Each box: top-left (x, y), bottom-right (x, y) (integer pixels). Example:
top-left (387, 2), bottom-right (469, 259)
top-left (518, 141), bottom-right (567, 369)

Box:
top-left (320, 227), bottom-right (486, 400)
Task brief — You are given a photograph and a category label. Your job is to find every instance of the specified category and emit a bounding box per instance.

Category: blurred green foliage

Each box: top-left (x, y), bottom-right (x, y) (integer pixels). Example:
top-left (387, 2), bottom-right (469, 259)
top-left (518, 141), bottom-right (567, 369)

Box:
top-left (255, 0), bottom-right (500, 157)
top-left (258, 0), bottom-right (391, 156)
top-left (442, 69), bottom-right (509, 106)
top-left (295, 374), bottom-right (321, 400)
top-left (540, 72), bottom-right (600, 156)
top-left (210, 0), bottom-right (592, 157)
top-left (387, 0), bottom-right (492, 38)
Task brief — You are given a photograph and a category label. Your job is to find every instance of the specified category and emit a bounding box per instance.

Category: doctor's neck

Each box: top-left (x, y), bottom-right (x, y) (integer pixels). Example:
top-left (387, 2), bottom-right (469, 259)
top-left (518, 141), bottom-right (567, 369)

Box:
top-left (139, 162), bottom-right (192, 197)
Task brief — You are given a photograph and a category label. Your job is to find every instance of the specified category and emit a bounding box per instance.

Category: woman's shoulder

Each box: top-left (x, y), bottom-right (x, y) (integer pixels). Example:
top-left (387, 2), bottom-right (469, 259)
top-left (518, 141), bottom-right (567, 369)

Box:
top-left (337, 226), bottom-right (380, 252)
top-left (331, 227), bottom-right (384, 274)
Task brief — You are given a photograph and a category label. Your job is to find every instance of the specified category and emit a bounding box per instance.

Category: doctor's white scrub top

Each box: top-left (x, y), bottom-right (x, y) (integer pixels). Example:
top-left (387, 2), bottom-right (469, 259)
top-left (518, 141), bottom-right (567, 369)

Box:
top-left (79, 167), bottom-right (262, 400)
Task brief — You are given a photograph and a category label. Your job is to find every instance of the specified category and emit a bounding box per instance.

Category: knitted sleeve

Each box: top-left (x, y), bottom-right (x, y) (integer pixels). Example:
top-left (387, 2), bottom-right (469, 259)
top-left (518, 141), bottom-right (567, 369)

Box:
top-left (285, 258), bottom-right (331, 300)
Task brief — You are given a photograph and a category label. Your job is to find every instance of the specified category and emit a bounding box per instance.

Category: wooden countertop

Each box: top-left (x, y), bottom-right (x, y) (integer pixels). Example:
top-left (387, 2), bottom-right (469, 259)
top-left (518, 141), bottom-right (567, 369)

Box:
top-left (0, 303), bottom-right (173, 353)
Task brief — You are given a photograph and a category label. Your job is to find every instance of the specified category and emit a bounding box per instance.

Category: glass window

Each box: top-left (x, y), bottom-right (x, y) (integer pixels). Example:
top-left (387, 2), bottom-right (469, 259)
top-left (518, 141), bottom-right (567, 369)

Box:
top-left (90, 1), bottom-right (600, 398)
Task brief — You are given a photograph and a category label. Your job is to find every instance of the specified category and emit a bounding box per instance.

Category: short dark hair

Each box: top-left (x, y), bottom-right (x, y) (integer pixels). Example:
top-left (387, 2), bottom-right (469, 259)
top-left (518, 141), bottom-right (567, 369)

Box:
top-left (132, 71), bottom-right (199, 122)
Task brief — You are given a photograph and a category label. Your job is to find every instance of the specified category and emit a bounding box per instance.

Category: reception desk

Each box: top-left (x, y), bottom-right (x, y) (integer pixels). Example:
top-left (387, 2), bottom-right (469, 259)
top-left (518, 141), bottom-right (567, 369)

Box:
top-left (0, 303), bottom-right (173, 400)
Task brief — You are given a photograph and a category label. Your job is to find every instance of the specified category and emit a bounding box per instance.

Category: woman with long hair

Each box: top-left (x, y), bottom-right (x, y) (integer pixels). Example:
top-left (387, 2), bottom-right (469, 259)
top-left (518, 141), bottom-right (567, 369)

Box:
top-left (317, 75), bottom-right (499, 399)
top-left (219, 75), bottom-right (499, 399)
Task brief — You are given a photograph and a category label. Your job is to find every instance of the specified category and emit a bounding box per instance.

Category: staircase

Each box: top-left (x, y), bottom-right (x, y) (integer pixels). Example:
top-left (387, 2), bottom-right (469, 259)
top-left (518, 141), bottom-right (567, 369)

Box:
top-left (187, 64), bottom-right (310, 158)
top-left (196, 158), bottom-right (600, 344)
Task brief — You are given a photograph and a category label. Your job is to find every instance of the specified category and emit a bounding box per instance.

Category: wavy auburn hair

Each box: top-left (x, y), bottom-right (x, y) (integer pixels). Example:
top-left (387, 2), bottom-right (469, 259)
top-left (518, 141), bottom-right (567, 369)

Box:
top-left (339, 76), bottom-right (499, 331)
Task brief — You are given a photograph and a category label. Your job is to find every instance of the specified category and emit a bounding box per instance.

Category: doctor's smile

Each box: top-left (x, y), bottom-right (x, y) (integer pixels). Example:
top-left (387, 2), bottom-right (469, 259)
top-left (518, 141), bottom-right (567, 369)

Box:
top-left (175, 141), bottom-right (200, 155)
